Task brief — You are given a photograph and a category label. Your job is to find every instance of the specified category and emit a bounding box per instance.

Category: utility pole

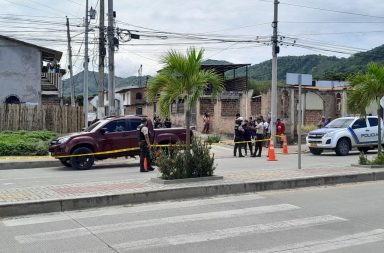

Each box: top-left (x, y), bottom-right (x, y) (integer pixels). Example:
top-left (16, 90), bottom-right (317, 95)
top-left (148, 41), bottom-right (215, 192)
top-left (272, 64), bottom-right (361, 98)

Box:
top-left (298, 74), bottom-right (302, 170)
top-left (107, 0), bottom-right (115, 116)
top-left (83, 0), bottom-right (89, 127)
top-left (66, 17), bottom-right (75, 107)
top-left (98, 0), bottom-right (105, 119)
top-left (270, 0), bottom-right (279, 144)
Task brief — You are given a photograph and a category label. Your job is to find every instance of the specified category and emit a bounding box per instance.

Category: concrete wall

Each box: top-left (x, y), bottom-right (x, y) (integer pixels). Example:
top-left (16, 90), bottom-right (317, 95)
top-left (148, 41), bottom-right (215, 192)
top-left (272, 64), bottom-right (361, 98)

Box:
top-left (0, 38), bottom-right (41, 104)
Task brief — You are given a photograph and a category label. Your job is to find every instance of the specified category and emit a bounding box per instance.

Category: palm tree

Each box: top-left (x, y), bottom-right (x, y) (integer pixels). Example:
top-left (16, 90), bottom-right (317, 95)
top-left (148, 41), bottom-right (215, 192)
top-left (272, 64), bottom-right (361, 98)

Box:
top-left (348, 63), bottom-right (384, 153)
top-left (147, 48), bottom-right (223, 153)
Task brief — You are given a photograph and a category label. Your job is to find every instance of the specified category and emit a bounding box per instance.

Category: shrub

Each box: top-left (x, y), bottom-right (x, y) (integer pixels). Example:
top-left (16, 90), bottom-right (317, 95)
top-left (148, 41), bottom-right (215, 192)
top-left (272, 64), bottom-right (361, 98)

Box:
top-left (301, 124), bottom-right (318, 133)
top-left (154, 137), bottom-right (216, 180)
top-left (205, 134), bottom-right (221, 144)
top-left (358, 152), bottom-right (384, 165)
top-left (358, 152), bottom-right (369, 165)
top-left (0, 131), bottom-right (58, 156)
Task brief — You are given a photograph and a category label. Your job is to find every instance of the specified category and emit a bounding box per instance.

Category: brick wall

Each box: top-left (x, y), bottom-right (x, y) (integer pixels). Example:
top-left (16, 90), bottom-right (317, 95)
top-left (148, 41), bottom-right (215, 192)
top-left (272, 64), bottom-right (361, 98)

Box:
top-left (305, 110), bottom-right (323, 125)
top-left (199, 99), bottom-right (215, 115)
top-left (221, 99), bottom-right (240, 116)
top-left (250, 99), bottom-right (261, 116)
top-left (225, 77), bottom-right (247, 91)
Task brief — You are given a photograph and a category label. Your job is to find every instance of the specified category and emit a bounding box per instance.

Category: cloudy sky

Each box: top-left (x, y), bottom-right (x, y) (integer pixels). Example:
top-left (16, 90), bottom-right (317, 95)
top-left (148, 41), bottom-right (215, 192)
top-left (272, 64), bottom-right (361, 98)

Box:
top-left (1, 0), bottom-right (384, 78)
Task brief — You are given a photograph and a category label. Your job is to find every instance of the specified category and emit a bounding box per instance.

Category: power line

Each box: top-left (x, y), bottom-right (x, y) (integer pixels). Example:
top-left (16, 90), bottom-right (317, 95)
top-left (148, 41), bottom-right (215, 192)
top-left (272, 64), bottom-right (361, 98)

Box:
top-left (280, 1), bottom-right (384, 19)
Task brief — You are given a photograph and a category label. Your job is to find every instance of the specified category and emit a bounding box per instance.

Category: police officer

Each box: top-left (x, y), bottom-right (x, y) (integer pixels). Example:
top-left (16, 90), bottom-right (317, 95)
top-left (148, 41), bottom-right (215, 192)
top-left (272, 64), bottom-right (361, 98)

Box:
top-left (137, 118), bottom-right (154, 172)
top-left (234, 116), bottom-right (245, 157)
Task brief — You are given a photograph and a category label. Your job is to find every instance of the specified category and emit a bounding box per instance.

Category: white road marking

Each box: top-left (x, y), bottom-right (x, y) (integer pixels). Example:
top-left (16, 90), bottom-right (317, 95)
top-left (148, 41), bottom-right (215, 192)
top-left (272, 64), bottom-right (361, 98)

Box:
top-left (3, 193), bottom-right (264, 226)
top-left (15, 204), bottom-right (298, 244)
top-left (113, 215), bottom-right (346, 251)
top-left (235, 229), bottom-right (384, 253)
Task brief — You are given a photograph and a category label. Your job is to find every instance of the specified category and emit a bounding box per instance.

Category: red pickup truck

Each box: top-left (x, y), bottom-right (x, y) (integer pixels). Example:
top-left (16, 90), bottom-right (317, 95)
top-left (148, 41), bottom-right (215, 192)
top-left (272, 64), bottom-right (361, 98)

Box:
top-left (48, 115), bottom-right (189, 169)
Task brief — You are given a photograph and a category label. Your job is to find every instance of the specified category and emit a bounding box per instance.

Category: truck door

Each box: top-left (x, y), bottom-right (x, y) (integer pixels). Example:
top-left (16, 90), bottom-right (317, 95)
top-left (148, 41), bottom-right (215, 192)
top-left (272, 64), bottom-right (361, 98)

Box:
top-left (99, 119), bottom-right (130, 155)
top-left (350, 118), bottom-right (369, 144)
top-left (366, 117), bottom-right (380, 144)
top-left (124, 118), bottom-right (142, 156)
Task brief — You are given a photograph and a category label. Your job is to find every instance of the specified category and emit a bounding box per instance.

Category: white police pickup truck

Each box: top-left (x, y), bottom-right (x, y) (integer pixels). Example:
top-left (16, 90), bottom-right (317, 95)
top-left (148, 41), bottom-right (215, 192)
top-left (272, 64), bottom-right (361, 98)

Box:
top-left (306, 116), bottom-right (384, 156)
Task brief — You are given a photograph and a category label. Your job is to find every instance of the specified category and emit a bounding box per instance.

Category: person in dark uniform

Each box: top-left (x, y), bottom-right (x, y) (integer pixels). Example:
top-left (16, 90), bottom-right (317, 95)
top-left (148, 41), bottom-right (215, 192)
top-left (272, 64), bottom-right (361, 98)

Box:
top-left (137, 118), bottom-right (154, 172)
top-left (243, 120), bottom-right (253, 156)
top-left (234, 116), bottom-right (245, 157)
top-left (164, 118), bottom-right (172, 128)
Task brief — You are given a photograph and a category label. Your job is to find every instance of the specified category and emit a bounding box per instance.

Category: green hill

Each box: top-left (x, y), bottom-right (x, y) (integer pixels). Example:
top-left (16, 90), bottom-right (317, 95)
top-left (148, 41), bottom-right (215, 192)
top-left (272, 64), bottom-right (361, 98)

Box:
top-left (63, 44), bottom-right (384, 96)
top-left (245, 44), bottom-right (384, 81)
top-left (62, 71), bottom-right (149, 96)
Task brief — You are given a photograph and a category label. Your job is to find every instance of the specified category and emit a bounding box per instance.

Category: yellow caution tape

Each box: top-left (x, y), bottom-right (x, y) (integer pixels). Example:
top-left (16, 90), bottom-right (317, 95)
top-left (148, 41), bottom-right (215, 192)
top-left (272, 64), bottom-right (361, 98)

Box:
top-left (0, 135), bottom-right (287, 160)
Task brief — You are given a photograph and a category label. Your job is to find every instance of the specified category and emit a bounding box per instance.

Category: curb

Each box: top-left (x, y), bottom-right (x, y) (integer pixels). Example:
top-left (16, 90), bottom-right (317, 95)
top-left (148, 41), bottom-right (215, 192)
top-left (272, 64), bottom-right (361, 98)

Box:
top-left (0, 160), bottom-right (60, 170)
top-left (150, 175), bottom-right (224, 184)
top-left (1, 171), bottom-right (384, 217)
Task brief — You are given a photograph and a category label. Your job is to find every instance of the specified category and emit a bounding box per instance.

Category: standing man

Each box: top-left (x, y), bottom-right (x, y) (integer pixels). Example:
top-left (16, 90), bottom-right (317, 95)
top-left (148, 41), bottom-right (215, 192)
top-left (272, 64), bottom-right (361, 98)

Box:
top-left (276, 118), bottom-right (286, 148)
top-left (234, 116), bottom-right (245, 157)
top-left (253, 118), bottom-right (264, 157)
top-left (137, 118), bottom-right (154, 172)
top-left (264, 118), bottom-right (271, 148)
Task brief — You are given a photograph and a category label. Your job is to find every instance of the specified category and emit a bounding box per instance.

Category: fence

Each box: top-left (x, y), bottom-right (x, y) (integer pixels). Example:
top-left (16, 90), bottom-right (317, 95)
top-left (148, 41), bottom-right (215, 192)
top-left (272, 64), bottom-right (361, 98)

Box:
top-left (0, 104), bottom-right (84, 133)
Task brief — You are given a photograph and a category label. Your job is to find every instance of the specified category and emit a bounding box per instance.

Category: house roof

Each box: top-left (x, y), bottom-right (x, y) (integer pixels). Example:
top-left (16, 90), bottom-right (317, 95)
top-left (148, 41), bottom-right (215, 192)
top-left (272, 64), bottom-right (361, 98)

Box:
top-left (201, 63), bottom-right (250, 74)
top-left (116, 86), bottom-right (145, 93)
top-left (0, 35), bottom-right (62, 61)
top-left (287, 85), bottom-right (346, 91)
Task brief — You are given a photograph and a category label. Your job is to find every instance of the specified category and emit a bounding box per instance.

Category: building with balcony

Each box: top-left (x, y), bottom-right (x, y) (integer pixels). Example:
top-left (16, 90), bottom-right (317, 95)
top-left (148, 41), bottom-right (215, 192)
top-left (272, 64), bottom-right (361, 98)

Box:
top-left (0, 35), bottom-right (63, 105)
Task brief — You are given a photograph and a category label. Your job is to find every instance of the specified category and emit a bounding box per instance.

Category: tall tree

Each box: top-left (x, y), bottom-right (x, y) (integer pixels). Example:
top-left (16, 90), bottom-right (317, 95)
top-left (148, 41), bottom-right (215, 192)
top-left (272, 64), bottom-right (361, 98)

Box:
top-left (147, 48), bottom-right (223, 152)
top-left (348, 63), bottom-right (384, 153)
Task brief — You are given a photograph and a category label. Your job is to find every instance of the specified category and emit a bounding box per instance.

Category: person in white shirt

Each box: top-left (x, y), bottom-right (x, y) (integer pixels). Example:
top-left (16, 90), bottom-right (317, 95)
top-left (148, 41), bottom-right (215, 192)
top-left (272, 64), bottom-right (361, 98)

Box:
top-left (252, 118), bottom-right (264, 157)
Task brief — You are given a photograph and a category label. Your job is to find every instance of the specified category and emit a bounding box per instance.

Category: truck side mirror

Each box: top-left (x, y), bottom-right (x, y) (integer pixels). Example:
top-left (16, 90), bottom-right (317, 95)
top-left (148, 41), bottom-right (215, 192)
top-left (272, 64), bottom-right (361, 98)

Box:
top-left (100, 128), bottom-right (107, 134)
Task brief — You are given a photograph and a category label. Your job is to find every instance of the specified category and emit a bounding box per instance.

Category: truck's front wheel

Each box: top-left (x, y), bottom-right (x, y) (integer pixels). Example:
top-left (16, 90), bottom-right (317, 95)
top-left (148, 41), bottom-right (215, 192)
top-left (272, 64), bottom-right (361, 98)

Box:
top-left (335, 138), bottom-right (350, 156)
top-left (59, 158), bottom-right (72, 167)
top-left (70, 147), bottom-right (95, 170)
top-left (309, 148), bottom-right (323, 155)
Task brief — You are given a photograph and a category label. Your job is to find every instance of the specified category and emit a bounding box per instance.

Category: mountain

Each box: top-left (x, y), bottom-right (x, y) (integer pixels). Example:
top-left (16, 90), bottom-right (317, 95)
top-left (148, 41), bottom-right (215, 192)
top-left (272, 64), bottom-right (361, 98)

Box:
top-left (62, 44), bottom-right (384, 96)
top-left (243, 44), bottom-right (384, 80)
top-left (62, 71), bottom-right (149, 96)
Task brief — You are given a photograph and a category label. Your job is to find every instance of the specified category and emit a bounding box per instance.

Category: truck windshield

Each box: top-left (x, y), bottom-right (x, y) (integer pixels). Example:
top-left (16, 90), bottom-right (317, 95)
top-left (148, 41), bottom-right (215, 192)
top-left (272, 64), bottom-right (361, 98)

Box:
top-left (83, 120), bottom-right (106, 132)
top-left (325, 118), bottom-right (354, 128)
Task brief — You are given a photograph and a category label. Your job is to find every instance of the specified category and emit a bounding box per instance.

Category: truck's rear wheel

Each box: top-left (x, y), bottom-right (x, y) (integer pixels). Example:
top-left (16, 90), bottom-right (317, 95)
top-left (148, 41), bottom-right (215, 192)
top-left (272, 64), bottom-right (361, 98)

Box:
top-left (309, 148), bottom-right (323, 155)
top-left (335, 139), bottom-right (350, 156)
top-left (70, 147), bottom-right (95, 170)
top-left (59, 158), bottom-right (72, 167)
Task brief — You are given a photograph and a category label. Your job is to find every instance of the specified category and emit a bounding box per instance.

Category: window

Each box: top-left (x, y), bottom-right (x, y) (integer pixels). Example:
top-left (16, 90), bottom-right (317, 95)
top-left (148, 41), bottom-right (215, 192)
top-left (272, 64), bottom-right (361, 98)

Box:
top-left (127, 119), bottom-right (142, 131)
top-left (352, 118), bottom-right (367, 129)
top-left (104, 120), bottom-right (127, 133)
top-left (136, 92), bottom-right (143, 100)
top-left (368, 117), bottom-right (378, 127)
top-left (136, 106), bottom-right (143, 115)
top-left (5, 95), bottom-right (21, 104)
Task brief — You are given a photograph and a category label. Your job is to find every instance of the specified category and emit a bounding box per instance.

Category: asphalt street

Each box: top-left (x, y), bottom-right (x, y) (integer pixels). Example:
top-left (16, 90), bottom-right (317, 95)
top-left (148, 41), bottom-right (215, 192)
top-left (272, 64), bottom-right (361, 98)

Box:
top-left (0, 145), bottom-right (371, 189)
top-left (1, 181), bottom-right (384, 252)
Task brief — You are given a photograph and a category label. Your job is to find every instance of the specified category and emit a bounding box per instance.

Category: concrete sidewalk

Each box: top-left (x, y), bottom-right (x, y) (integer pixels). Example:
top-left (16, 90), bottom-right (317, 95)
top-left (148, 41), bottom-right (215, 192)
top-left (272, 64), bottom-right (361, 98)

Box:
top-left (1, 146), bottom-right (384, 217)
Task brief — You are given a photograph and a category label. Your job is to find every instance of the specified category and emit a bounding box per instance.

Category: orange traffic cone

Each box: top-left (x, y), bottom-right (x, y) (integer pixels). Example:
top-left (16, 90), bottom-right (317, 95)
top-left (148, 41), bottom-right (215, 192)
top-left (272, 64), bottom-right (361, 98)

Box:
top-left (267, 139), bottom-right (277, 161)
top-left (144, 157), bottom-right (148, 171)
top-left (282, 135), bottom-right (289, 154)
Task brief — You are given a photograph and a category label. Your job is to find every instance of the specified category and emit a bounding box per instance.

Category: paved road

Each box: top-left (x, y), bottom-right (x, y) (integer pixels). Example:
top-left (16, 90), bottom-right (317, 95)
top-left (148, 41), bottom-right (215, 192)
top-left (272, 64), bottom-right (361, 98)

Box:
top-left (0, 145), bottom-right (370, 189)
top-left (1, 181), bottom-right (384, 252)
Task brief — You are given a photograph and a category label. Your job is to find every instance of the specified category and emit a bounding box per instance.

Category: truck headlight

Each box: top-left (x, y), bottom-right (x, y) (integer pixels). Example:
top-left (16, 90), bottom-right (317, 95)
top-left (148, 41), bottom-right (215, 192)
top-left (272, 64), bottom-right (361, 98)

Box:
top-left (57, 136), bottom-right (70, 144)
top-left (324, 132), bottom-right (335, 138)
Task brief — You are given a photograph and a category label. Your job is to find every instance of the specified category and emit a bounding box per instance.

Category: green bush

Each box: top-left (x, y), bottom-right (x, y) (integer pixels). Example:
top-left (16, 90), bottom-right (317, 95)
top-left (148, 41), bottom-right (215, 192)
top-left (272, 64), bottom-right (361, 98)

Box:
top-left (301, 124), bottom-right (318, 133)
top-left (205, 134), bottom-right (221, 144)
top-left (0, 131), bottom-right (58, 156)
top-left (358, 153), bottom-right (369, 165)
top-left (358, 152), bottom-right (384, 165)
top-left (154, 138), bottom-right (216, 180)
